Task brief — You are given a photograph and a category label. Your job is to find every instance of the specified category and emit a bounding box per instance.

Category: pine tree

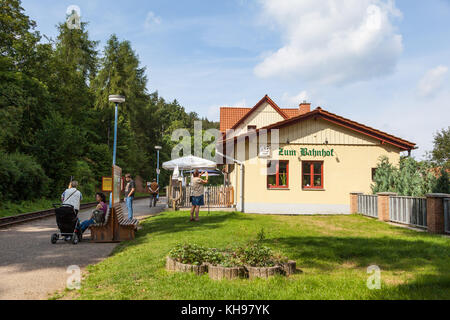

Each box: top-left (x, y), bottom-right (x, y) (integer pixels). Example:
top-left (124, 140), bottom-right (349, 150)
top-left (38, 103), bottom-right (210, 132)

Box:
top-left (433, 168), bottom-right (450, 194)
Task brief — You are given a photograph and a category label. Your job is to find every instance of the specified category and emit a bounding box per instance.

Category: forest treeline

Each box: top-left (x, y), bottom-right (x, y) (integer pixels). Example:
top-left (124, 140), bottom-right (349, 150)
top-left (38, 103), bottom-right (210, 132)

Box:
top-left (0, 0), bottom-right (219, 202)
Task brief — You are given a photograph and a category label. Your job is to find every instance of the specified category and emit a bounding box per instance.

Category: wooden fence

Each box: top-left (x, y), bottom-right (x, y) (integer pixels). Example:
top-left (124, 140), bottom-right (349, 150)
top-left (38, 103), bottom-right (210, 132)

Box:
top-left (389, 196), bottom-right (427, 228)
top-left (171, 186), bottom-right (234, 208)
top-left (357, 194), bottom-right (378, 218)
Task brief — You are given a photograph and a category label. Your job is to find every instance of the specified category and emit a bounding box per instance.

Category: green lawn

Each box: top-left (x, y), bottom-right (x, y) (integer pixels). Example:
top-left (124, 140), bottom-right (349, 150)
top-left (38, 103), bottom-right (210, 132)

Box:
top-left (69, 211), bottom-right (450, 300)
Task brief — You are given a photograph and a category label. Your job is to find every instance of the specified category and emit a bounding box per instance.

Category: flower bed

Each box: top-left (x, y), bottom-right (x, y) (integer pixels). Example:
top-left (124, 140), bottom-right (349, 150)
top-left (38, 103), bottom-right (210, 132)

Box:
top-left (166, 231), bottom-right (297, 280)
top-left (166, 244), bottom-right (209, 275)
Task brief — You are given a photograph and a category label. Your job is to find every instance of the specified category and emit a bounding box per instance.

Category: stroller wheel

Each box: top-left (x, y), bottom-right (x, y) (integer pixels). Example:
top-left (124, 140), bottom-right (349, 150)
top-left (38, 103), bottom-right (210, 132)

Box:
top-left (72, 236), bottom-right (79, 245)
top-left (51, 234), bottom-right (58, 244)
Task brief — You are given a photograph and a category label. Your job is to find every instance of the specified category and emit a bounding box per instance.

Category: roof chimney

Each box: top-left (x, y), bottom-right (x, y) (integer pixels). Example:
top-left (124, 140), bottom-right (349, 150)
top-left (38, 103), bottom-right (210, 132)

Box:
top-left (299, 100), bottom-right (311, 115)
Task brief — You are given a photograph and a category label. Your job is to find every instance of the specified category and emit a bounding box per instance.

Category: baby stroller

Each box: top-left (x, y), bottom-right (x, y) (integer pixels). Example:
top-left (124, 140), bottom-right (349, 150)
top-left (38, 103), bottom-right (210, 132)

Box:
top-left (51, 204), bottom-right (82, 245)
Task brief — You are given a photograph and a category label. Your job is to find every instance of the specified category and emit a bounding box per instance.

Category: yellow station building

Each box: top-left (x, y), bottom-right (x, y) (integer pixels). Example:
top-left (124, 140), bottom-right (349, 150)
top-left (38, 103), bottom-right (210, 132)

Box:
top-left (218, 95), bottom-right (416, 215)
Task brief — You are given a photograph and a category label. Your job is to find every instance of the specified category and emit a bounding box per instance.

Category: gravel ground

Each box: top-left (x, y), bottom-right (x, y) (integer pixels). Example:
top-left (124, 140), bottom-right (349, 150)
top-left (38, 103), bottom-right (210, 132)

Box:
top-left (0, 198), bottom-right (166, 300)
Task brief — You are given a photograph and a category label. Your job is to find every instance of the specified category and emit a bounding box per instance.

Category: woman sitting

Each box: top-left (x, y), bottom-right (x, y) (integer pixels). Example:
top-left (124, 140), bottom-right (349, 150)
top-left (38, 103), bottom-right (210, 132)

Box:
top-left (80, 192), bottom-right (108, 233)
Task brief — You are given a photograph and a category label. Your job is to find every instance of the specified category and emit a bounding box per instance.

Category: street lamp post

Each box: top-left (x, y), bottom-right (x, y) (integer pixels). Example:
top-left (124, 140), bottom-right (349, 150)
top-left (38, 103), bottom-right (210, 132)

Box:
top-left (108, 95), bottom-right (125, 206)
top-left (155, 146), bottom-right (162, 199)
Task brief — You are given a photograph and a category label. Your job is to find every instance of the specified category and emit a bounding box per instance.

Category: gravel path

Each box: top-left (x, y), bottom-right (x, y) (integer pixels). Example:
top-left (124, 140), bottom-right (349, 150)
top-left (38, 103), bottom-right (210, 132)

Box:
top-left (0, 198), bottom-right (166, 300)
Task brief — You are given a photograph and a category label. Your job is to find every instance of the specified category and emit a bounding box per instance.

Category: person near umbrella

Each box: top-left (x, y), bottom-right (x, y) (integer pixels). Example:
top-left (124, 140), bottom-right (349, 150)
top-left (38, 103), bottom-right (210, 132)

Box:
top-left (190, 169), bottom-right (209, 222)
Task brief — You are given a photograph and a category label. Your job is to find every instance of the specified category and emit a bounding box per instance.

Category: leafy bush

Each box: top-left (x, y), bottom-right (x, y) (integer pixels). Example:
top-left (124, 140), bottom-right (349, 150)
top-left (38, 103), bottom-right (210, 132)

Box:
top-left (204, 247), bottom-right (243, 268)
top-left (0, 153), bottom-right (50, 202)
top-left (236, 243), bottom-right (277, 267)
top-left (169, 231), bottom-right (289, 268)
top-left (371, 156), bottom-right (436, 197)
top-left (168, 243), bottom-right (208, 265)
top-left (433, 168), bottom-right (450, 194)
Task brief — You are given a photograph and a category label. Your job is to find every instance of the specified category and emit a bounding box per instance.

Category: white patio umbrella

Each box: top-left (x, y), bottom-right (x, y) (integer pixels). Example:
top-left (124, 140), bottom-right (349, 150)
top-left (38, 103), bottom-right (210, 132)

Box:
top-left (162, 155), bottom-right (217, 171)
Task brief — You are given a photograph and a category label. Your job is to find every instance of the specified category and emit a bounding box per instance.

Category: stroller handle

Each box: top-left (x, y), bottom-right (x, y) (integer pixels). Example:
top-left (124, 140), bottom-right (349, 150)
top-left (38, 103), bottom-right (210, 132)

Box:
top-left (53, 203), bottom-right (75, 209)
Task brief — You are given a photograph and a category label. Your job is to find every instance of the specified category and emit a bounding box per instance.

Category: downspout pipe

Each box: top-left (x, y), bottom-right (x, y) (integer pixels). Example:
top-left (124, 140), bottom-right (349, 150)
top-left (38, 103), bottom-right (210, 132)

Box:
top-left (216, 151), bottom-right (245, 213)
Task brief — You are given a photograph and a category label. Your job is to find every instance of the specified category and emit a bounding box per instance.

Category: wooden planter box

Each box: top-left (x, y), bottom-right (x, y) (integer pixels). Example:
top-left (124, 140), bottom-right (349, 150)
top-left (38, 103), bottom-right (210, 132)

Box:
top-left (166, 256), bottom-right (207, 275)
top-left (279, 260), bottom-right (297, 276)
top-left (246, 265), bottom-right (281, 279)
top-left (208, 265), bottom-right (245, 280)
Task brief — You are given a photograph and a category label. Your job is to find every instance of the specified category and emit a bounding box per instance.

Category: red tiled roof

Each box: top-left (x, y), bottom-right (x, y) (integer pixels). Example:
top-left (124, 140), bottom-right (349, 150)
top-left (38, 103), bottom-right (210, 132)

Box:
top-left (220, 107), bottom-right (251, 132)
top-left (219, 95), bottom-right (302, 132)
top-left (219, 105), bottom-right (416, 151)
top-left (262, 107), bottom-right (416, 150)
top-left (281, 108), bottom-right (301, 118)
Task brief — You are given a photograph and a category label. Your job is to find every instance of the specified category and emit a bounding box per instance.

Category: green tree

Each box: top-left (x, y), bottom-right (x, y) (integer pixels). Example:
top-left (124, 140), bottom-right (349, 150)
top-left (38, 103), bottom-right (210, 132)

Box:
top-left (371, 156), bottom-right (436, 197)
top-left (32, 112), bottom-right (86, 193)
top-left (431, 127), bottom-right (450, 170)
top-left (433, 168), bottom-right (450, 194)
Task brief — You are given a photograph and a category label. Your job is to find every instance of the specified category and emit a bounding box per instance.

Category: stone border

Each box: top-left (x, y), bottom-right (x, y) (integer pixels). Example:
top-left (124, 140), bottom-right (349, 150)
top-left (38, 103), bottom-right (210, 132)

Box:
top-left (166, 256), bottom-right (208, 275)
top-left (279, 260), bottom-right (297, 276)
top-left (208, 265), bottom-right (245, 280)
top-left (246, 265), bottom-right (281, 279)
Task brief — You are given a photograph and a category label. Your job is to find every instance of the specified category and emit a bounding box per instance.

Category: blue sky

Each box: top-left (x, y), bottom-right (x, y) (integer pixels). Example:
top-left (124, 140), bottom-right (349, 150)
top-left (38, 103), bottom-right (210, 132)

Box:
top-left (21, 0), bottom-right (450, 158)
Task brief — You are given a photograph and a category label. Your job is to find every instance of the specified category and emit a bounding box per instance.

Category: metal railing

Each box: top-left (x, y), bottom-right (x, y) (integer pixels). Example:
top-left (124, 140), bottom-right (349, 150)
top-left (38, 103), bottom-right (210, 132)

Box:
top-left (358, 194), bottom-right (378, 218)
top-left (444, 198), bottom-right (450, 234)
top-left (389, 196), bottom-right (427, 228)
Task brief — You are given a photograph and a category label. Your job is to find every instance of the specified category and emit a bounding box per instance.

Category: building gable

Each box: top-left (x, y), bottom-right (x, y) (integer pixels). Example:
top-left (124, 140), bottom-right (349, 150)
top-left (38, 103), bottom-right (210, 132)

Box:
top-left (233, 101), bottom-right (286, 137)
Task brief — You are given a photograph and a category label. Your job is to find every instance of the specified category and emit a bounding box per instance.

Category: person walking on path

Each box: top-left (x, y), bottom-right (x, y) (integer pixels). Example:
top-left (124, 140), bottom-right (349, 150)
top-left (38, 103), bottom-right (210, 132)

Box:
top-left (61, 181), bottom-right (83, 215)
top-left (190, 169), bottom-right (208, 222)
top-left (124, 173), bottom-right (136, 219)
top-left (148, 179), bottom-right (159, 207)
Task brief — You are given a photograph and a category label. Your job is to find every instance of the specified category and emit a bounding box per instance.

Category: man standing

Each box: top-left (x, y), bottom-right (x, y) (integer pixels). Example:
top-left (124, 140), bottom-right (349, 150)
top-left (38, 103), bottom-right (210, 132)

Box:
top-left (124, 174), bottom-right (136, 219)
top-left (148, 178), bottom-right (159, 207)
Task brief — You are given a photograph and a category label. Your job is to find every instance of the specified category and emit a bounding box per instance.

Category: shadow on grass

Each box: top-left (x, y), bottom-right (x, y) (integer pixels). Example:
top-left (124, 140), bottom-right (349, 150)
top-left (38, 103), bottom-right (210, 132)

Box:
top-left (268, 236), bottom-right (450, 274)
top-left (114, 211), bottom-right (251, 253)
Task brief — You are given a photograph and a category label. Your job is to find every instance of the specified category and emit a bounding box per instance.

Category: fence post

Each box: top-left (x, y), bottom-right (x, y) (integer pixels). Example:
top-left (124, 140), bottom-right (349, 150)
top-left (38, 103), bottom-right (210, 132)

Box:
top-left (377, 192), bottom-right (397, 222)
top-left (350, 192), bottom-right (363, 214)
top-left (426, 193), bottom-right (450, 234)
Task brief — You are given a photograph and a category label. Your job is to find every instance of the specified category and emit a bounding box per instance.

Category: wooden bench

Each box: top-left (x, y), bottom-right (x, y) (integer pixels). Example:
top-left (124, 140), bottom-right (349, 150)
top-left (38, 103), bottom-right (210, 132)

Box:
top-left (89, 203), bottom-right (139, 242)
top-left (114, 203), bottom-right (139, 240)
top-left (90, 207), bottom-right (113, 242)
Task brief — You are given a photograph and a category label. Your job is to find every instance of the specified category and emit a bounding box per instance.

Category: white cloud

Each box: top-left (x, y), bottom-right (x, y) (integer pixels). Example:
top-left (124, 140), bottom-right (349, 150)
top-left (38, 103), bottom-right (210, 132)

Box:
top-left (417, 65), bottom-right (448, 97)
top-left (144, 11), bottom-right (162, 30)
top-left (282, 90), bottom-right (309, 105)
top-left (254, 0), bottom-right (403, 84)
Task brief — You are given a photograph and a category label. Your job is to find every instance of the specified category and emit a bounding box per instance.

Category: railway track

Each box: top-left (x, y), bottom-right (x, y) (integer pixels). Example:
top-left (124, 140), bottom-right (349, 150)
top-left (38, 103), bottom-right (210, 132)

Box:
top-left (0, 196), bottom-right (151, 228)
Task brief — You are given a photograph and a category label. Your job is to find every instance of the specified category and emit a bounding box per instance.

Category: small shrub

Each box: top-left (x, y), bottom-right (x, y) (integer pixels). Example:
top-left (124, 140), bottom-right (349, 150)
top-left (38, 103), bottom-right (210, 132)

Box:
top-left (205, 248), bottom-right (243, 268)
top-left (168, 243), bottom-right (207, 265)
top-left (236, 243), bottom-right (276, 267)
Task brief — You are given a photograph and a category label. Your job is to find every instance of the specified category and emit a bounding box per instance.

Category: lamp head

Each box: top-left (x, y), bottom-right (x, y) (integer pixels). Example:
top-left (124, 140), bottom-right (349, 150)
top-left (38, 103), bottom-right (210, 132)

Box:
top-left (108, 95), bottom-right (126, 104)
top-left (155, 146), bottom-right (162, 150)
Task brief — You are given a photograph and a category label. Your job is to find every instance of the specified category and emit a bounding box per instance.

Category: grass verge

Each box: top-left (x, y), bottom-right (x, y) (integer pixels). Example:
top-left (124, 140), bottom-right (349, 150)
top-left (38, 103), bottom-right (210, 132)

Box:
top-left (67, 211), bottom-right (450, 300)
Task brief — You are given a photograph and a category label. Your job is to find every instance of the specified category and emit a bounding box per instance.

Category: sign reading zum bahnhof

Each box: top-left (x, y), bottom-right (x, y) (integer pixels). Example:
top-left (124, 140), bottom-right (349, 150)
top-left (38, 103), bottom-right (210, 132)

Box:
top-left (279, 147), bottom-right (335, 157)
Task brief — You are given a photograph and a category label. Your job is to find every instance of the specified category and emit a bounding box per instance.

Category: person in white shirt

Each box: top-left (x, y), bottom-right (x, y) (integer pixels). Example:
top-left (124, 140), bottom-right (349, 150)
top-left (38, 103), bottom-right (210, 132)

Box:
top-left (61, 180), bottom-right (83, 214)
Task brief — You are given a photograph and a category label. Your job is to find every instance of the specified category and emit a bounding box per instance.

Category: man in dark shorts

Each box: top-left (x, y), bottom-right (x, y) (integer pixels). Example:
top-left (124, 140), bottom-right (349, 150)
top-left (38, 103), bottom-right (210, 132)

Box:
top-left (190, 170), bottom-right (209, 222)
